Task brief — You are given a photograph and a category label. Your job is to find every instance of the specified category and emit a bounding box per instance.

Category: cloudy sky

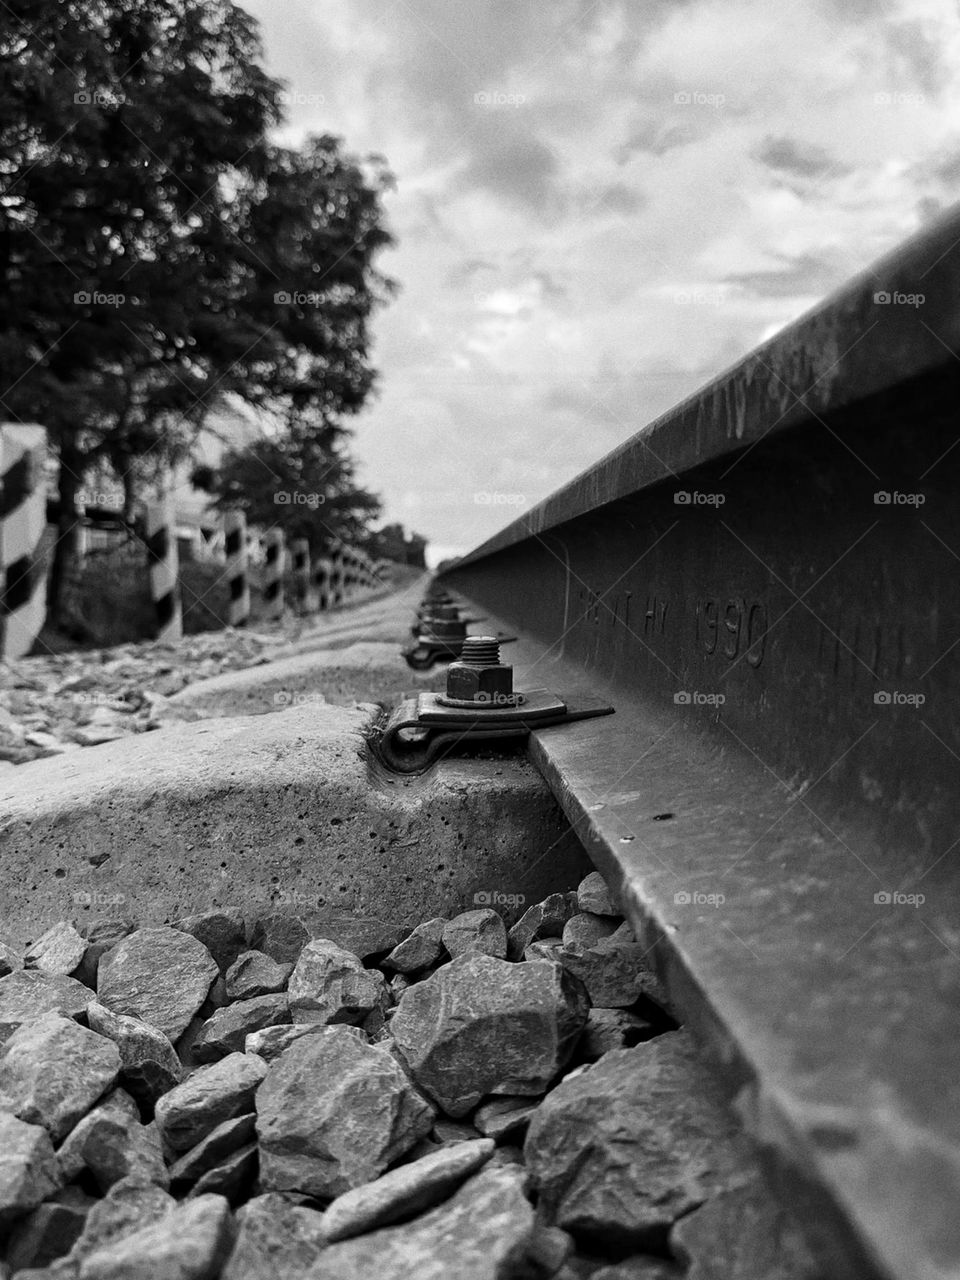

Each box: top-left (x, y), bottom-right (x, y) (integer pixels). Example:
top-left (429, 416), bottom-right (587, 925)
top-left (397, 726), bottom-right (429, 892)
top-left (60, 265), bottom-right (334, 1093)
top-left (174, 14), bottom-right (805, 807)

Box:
top-left (242, 0), bottom-right (960, 565)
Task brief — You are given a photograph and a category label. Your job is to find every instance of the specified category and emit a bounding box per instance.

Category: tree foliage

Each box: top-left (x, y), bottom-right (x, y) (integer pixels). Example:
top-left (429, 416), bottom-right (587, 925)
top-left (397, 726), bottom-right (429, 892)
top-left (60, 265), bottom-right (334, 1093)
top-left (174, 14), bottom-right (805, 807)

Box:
top-left (0, 0), bottom-right (395, 619)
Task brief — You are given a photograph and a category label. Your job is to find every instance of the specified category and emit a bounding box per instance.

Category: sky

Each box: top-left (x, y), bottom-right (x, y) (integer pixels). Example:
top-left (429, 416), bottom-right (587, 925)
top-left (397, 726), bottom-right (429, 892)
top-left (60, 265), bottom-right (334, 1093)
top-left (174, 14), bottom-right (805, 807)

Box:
top-left (241, 0), bottom-right (960, 566)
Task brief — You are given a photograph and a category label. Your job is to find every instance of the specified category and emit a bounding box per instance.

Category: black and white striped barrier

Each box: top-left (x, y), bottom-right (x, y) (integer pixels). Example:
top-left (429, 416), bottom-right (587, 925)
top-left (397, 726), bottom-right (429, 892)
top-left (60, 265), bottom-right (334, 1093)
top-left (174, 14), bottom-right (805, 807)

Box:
top-left (329, 543), bottom-right (345, 608)
top-left (0, 424), bottom-right (47, 660)
top-left (144, 493), bottom-right (183, 644)
top-left (224, 509), bottom-right (250, 628)
top-left (291, 538), bottom-right (311, 614)
top-left (263, 527), bottom-right (284, 621)
top-left (313, 554), bottom-right (331, 611)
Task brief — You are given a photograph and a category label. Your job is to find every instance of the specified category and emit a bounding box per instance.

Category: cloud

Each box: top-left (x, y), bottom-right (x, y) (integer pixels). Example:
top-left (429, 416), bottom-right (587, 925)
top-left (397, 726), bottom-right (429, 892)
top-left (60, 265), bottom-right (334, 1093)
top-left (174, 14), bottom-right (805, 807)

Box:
top-left (459, 134), bottom-right (563, 213)
top-left (754, 136), bottom-right (851, 180)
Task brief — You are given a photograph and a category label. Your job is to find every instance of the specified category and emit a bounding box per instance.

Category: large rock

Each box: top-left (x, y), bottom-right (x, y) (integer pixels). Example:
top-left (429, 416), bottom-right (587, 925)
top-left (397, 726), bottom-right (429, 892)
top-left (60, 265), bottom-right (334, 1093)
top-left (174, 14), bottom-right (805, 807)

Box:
top-left (558, 934), bottom-right (662, 1009)
top-left (174, 909), bottom-right (247, 975)
top-left (73, 920), bottom-right (134, 990)
top-left (321, 1138), bottom-right (495, 1241)
top-left (310, 1163), bottom-right (535, 1280)
top-left (60, 1105), bottom-right (167, 1192)
top-left (245, 1022), bottom-right (330, 1062)
top-left (5, 1196), bottom-right (89, 1272)
top-left (224, 951), bottom-right (292, 1001)
top-left (473, 1097), bottom-right (537, 1142)
top-left (221, 1193), bottom-right (328, 1280)
top-left (391, 955), bottom-right (589, 1117)
top-left (0, 1012), bottom-right (120, 1141)
top-left (186, 1143), bottom-right (258, 1205)
top-left (256, 1026), bottom-right (434, 1199)
top-left (381, 918), bottom-right (446, 974)
top-left (524, 1032), bottom-right (753, 1247)
top-left (506, 894), bottom-right (574, 961)
top-left (441, 910), bottom-right (507, 961)
top-left (24, 922), bottom-right (87, 976)
top-left (0, 970), bottom-right (94, 1044)
top-left (562, 912), bottom-right (619, 948)
top-left (68, 1176), bottom-right (175, 1262)
top-left (247, 913), bottom-right (309, 964)
top-left (0, 1113), bottom-right (62, 1226)
top-left (670, 1176), bottom-right (821, 1279)
top-left (193, 994), bottom-right (290, 1062)
top-left (85, 1001), bottom-right (182, 1110)
top-left (303, 914), bottom-right (406, 960)
top-left (576, 871), bottom-right (620, 917)
top-left (287, 939), bottom-right (386, 1027)
top-left (155, 1052), bottom-right (268, 1154)
top-left (76, 1193), bottom-right (235, 1280)
top-left (96, 927), bottom-right (218, 1043)
top-left (57, 1088), bottom-right (140, 1180)
top-left (169, 1114), bottom-right (257, 1188)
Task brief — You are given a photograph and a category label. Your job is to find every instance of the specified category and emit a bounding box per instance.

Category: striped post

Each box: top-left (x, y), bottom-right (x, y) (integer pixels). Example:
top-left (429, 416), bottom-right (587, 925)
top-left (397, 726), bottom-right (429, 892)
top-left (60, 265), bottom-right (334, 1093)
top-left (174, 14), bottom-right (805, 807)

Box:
top-left (0, 424), bottom-right (47, 660)
top-left (313, 555), bottom-right (331, 611)
top-left (329, 542), bottom-right (345, 608)
top-left (224, 509), bottom-right (250, 628)
top-left (263, 527), bottom-right (285, 621)
top-left (144, 491), bottom-right (182, 644)
top-left (291, 538), bottom-right (311, 614)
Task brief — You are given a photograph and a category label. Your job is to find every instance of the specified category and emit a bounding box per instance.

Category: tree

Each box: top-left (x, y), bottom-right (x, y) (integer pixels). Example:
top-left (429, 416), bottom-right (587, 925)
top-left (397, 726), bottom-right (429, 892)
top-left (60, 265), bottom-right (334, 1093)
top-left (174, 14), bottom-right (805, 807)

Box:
top-left (0, 1), bottom-right (395, 623)
top-left (194, 417), bottom-right (382, 552)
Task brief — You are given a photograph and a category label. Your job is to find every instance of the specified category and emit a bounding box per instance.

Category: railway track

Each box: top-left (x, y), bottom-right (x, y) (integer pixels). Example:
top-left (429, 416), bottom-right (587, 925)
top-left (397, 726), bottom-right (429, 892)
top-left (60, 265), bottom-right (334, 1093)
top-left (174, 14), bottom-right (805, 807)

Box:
top-left (434, 205), bottom-right (960, 1280)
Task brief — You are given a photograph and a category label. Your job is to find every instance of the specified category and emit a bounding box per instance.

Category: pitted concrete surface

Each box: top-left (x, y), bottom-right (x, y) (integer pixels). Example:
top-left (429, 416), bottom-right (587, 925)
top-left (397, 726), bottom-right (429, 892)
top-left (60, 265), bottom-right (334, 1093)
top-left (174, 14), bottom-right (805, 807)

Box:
top-left (0, 702), bottom-right (588, 949)
top-left (170, 643), bottom-right (439, 716)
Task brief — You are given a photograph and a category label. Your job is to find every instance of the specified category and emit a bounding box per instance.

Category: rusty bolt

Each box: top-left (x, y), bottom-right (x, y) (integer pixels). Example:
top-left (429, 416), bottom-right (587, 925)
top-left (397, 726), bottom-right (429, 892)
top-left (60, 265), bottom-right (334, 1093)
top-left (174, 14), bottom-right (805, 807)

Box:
top-left (446, 636), bottom-right (515, 705)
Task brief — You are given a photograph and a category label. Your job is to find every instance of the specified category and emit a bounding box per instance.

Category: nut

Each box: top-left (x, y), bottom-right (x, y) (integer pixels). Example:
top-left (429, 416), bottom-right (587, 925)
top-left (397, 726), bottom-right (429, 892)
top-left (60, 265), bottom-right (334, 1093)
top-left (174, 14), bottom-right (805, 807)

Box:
top-left (446, 636), bottom-right (514, 704)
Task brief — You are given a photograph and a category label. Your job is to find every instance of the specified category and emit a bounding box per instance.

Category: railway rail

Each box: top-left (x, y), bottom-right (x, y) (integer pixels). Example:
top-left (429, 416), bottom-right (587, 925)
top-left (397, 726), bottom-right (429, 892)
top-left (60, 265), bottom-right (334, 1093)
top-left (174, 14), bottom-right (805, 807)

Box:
top-left (435, 204), bottom-right (960, 1280)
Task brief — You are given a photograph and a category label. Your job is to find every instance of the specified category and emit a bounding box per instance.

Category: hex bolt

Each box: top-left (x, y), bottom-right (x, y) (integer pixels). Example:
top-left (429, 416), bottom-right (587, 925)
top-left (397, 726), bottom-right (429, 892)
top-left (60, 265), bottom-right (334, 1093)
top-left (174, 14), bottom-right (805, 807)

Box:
top-left (446, 635), bottom-right (516, 705)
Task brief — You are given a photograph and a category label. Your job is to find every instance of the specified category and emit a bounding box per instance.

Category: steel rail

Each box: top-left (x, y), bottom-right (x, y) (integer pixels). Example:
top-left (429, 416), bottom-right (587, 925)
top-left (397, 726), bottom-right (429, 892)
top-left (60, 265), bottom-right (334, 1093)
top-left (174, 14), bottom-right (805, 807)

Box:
top-left (439, 203), bottom-right (960, 1280)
